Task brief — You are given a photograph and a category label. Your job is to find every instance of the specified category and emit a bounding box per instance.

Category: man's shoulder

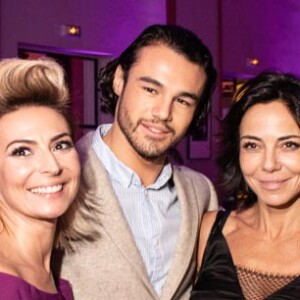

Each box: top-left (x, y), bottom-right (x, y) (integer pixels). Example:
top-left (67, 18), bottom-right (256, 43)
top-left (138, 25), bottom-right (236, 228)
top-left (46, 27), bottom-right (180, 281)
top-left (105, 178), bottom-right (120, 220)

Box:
top-left (172, 164), bottom-right (214, 194)
top-left (172, 164), bottom-right (218, 209)
top-left (76, 131), bottom-right (94, 152)
top-left (173, 164), bottom-right (208, 180)
top-left (75, 131), bottom-right (106, 177)
top-left (75, 131), bottom-right (97, 163)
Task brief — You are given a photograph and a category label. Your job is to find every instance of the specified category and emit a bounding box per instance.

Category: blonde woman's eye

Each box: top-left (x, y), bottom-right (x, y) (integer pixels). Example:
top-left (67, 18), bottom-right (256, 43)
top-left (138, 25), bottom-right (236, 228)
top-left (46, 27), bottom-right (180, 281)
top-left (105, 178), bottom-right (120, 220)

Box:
top-left (54, 140), bottom-right (74, 151)
top-left (11, 147), bottom-right (31, 156)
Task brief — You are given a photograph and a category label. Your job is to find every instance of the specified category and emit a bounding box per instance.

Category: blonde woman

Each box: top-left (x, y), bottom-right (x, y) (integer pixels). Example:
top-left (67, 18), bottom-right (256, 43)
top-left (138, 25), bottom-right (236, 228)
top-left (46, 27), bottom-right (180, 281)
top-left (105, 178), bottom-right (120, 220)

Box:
top-left (0, 58), bottom-right (98, 299)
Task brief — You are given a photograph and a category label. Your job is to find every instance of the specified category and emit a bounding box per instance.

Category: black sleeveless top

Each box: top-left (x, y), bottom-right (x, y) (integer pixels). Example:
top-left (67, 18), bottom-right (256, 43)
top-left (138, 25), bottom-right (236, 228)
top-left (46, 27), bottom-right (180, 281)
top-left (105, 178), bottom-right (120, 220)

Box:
top-left (190, 210), bottom-right (300, 300)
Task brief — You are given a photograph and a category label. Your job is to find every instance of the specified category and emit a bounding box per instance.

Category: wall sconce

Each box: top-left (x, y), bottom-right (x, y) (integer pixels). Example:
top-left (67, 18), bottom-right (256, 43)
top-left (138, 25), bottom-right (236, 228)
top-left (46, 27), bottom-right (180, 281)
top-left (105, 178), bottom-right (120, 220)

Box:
top-left (61, 24), bottom-right (81, 37)
top-left (246, 57), bottom-right (260, 67)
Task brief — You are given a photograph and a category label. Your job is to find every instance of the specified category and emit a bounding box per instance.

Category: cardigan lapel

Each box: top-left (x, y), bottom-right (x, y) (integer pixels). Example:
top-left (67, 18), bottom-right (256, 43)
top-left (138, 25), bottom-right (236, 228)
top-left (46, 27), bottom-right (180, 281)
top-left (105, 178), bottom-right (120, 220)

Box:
top-left (78, 132), bottom-right (158, 298)
top-left (160, 167), bottom-right (200, 300)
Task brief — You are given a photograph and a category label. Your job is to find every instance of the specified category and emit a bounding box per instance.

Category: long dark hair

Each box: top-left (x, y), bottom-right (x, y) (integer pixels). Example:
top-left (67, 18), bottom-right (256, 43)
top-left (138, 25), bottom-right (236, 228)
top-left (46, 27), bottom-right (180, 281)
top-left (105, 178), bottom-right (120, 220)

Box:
top-left (218, 71), bottom-right (300, 209)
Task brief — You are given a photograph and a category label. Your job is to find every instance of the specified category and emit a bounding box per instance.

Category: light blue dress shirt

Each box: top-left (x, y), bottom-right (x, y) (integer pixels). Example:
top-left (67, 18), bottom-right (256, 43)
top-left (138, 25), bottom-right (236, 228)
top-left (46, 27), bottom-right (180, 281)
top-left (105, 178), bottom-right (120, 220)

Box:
top-left (92, 124), bottom-right (181, 295)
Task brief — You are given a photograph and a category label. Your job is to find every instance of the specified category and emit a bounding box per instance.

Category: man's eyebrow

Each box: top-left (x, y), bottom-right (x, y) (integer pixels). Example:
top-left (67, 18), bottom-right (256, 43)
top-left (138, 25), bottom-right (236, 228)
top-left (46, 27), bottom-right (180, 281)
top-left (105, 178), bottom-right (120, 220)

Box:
top-left (138, 76), bottom-right (163, 87)
top-left (139, 76), bottom-right (199, 101)
top-left (177, 91), bottom-right (199, 102)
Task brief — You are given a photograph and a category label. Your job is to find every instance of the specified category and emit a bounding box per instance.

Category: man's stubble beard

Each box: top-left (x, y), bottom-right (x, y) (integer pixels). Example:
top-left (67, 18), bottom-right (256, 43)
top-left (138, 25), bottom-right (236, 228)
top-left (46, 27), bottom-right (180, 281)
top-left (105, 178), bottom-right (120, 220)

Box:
top-left (117, 99), bottom-right (182, 162)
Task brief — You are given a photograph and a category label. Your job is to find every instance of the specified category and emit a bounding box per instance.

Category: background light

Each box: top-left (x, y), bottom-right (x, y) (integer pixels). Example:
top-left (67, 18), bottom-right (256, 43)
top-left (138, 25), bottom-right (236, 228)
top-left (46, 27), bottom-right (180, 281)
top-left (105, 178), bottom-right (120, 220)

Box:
top-left (61, 24), bottom-right (81, 37)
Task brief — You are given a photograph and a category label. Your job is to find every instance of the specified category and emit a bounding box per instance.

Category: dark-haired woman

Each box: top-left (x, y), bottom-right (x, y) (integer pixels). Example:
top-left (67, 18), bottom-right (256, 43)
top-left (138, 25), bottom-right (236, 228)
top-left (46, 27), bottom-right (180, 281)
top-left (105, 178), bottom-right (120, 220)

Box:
top-left (191, 72), bottom-right (300, 299)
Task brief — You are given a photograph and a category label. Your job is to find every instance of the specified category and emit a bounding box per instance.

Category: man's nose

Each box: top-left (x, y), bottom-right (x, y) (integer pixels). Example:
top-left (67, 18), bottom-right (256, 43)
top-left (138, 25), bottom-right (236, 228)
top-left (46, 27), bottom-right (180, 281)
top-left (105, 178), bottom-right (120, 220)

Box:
top-left (151, 98), bottom-right (173, 121)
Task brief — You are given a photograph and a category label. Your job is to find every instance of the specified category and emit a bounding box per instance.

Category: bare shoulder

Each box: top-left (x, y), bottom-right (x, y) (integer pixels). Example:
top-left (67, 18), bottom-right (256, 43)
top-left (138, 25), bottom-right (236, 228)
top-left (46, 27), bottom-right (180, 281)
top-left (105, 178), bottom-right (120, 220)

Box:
top-left (201, 211), bottom-right (218, 232)
top-left (199, 210), bottom-right (219, 242)
top-left (173, 165), bottom-right (218, 209)
top-left (197, 210), bottom-right (219, 269)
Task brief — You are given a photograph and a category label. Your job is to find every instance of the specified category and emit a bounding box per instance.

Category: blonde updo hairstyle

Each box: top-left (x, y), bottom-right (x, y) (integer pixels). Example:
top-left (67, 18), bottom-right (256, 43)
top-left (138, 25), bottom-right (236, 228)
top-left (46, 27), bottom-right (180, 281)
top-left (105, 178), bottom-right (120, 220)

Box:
top-left (0, 57), bottom-right (75, 137)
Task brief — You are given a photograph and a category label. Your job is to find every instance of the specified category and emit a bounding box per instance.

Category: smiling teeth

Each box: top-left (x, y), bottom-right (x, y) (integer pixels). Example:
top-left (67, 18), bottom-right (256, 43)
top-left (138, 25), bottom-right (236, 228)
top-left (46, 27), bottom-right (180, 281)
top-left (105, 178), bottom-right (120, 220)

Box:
top-left (30, 185), bottom-right (63, 194)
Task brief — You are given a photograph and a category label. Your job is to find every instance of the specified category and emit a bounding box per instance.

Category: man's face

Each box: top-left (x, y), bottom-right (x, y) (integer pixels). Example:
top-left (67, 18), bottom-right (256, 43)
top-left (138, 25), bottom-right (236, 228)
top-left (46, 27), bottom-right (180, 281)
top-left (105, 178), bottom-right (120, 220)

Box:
top-left (113, 44), bottom-right (207, 161)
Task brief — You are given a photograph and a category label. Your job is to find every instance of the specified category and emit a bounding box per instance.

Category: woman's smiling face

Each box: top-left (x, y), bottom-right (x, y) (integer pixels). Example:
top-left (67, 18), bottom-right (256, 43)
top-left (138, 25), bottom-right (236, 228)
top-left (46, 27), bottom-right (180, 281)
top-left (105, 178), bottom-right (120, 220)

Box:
top-left (239, 100), bottom-right (300, 209)
top-left (0, 106), bottom-right (80, 224)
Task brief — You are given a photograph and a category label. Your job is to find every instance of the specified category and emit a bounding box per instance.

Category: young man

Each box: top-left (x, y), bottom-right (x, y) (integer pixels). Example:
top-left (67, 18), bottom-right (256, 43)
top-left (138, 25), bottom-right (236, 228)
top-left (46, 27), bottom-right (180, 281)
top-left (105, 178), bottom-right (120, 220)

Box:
top-left (59, 24), bottom-right (218, 299)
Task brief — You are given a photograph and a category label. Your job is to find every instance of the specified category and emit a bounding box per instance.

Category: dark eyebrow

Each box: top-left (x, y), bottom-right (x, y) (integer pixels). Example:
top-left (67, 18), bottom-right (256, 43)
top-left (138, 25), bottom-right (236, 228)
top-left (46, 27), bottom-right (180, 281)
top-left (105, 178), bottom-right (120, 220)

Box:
top-left (138, 76), bottom-right (163, 87)
top-left (177, 91), bottom-right (199, 102)
top-left (240, 135), bottom-right (260, 141)
top-left (6, 132), bottom-right (71, 150)
top-left (240, 135), bottom-right (300, 142)
top-left (278, 135), bottom-right (300, 141)
top-left (139, 76), bottom-right (199, 102)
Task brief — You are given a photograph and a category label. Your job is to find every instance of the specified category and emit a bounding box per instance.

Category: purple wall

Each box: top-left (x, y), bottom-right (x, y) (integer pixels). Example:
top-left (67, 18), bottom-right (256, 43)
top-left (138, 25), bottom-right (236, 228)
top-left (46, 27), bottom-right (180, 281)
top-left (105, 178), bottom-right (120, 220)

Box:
top-left (0, 0), bottom-right (166, 58)
top-left (175, 0), bottom-right (221, 185)
top-left (222, 0), bottom-right (300, 77)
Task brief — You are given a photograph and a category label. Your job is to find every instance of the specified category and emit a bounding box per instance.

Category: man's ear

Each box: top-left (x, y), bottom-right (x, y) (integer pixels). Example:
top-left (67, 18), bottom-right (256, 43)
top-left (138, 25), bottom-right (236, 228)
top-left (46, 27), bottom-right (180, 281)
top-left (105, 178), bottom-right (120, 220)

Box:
top-left (113, 65), bottom-right (125, 96)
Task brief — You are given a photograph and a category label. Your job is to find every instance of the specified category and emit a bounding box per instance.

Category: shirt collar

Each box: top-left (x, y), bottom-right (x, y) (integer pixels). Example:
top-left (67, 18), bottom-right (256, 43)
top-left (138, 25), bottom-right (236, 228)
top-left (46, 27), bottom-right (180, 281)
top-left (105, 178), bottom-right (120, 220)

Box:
top-left (92, 124), bottom-right (172, 189)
